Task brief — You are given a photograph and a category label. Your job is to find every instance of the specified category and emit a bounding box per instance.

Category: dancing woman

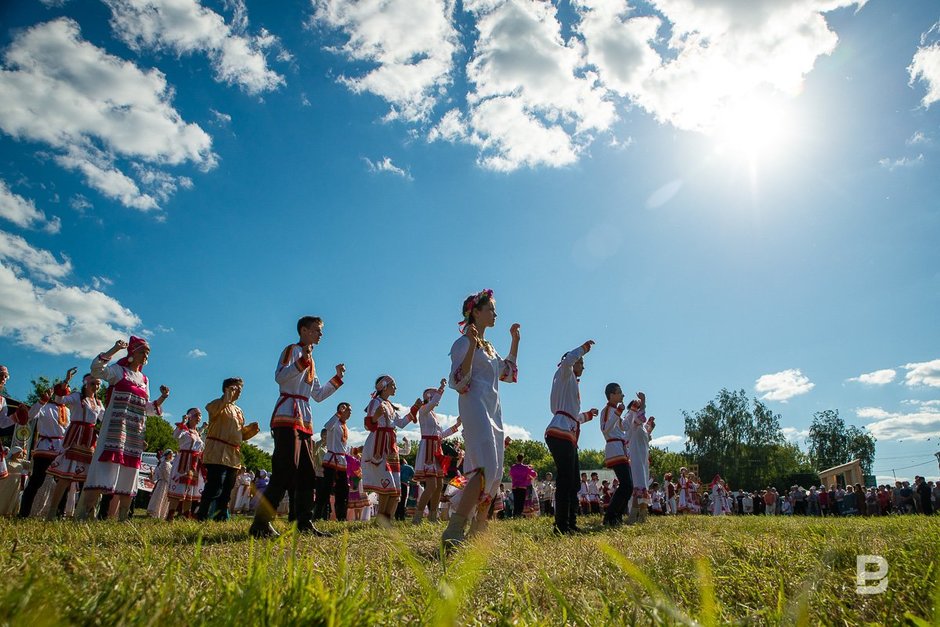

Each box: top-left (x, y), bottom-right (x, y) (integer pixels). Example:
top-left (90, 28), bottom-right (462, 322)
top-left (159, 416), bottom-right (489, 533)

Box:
top-left (46, 368), bottom-right (105, 519)
top-left (165, 408), bottom-right (204, 520)
top-left (442, 289), bottom-right (520, 547)
top-left (362, 376), bottom-right (415, 527)
top-left (80, 338), bottom-right (169, 521)
top-left (412, 379), bottom-right (461, 524)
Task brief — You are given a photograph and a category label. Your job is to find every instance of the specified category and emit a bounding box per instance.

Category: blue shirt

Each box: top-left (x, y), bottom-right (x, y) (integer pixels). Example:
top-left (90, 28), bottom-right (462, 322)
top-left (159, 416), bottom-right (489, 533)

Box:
top-left (400, 463), bottom-right (415, 484)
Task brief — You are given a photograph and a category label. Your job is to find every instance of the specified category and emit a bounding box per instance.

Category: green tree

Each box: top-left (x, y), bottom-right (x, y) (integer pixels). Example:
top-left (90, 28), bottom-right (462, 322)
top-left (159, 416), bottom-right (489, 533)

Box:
top-left (504, 439), bottom-right (554, 478)
top-left (649, 446), bottom-right (691, 482)
top-left (578, 448), bottom-right (606, 470)
top-left (241, 442), bottom-right (272, 472)
top-left (683, 389), bottom-right (803, 490)
top-left (807, 409), bottom-right (876, 473)
top-left (144, 415), bottom-right (178, 452)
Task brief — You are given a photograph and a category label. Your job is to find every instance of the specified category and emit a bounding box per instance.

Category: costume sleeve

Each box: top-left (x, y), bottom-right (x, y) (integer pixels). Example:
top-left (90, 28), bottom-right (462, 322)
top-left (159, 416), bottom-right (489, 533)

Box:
top-left (449, 336), bottom-right (472, 393)
top-left (309, 373), bottom-right (343, 403)
top-left (274, 345), bottom-right (304, 386)
top-left (498, 353), bottom-right (518, 384)
top-left (425, 389), bottom-right (442, 411)
top-left (576, 411), bottom-right (594, 424)
top-left (27, 401), bottom-right (43, 422)
top-left (91, 354), bottom-right (122, 385)
top-left (441, 423), bottom-right (459, 438)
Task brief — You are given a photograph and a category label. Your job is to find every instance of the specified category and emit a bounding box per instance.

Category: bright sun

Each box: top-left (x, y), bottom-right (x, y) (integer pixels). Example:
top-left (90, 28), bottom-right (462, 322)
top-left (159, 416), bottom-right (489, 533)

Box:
top-left (710, 95), bottom-right (794, 165)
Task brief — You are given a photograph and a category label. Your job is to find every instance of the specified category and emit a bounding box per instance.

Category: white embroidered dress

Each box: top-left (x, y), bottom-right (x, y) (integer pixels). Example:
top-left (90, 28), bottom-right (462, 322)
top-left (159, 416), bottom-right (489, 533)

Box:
top-left (449, 335), bottom-right (517, 505)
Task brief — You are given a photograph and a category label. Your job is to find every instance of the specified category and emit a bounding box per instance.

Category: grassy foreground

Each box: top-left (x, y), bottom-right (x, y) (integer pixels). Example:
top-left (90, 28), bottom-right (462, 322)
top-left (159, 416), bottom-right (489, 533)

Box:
top-left (0, 515), bottom-right (938, 626)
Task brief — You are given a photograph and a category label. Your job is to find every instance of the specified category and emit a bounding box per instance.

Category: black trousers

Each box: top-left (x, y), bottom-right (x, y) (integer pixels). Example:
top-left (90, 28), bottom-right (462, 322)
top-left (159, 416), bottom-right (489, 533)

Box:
top-left (396, 483), bottom-right (410, 520)
top-left (512, 488), bottom-right (527, 518)
top-left (608, 462), bottom-right (633, 520)
top-left (546, 436), bottom-right (579, 531)
top-left (19, 455), bottom-right (56, 518)
top-left (317, 466), bottom-right (349, 521)
top-left (196, 464), bottom-right (238, 521)
top-left (254, 428), bottom-right (315, 528)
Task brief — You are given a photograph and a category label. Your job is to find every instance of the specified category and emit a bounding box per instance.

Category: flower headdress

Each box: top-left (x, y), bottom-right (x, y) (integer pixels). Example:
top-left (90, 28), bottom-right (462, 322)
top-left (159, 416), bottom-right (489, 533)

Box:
top-left (117, 335), bottom-right (150, 369)
top-left (458, 289), bottom-right (494, 331)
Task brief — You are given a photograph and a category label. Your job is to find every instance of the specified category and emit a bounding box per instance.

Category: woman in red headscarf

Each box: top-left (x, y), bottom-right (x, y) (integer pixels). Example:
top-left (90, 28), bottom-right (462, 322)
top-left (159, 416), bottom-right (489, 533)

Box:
top-left (78, 337), bottom-right (169, 521)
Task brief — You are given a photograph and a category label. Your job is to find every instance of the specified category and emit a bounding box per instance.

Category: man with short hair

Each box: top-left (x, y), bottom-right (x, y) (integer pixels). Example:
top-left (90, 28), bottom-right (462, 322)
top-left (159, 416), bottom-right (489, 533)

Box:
top-left (196, 377), bottom-right (259, 521)
top-left (249, 316), bottom-right (345, 538)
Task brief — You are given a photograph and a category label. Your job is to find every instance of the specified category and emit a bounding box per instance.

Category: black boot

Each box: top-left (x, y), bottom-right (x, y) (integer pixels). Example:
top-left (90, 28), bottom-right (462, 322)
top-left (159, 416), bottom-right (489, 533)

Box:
top-left (249, 521), bottom-right (279, 538)
top-left (295, 489), bottom-right (332, 537)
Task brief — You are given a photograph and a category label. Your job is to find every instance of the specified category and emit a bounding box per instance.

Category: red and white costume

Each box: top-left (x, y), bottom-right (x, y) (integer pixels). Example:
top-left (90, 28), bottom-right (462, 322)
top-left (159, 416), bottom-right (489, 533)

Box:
top-left (168, 423), bottom-right (204, 502)
top-left (361, 397), bottom-right (414, 496)
top-left (48, 384), bottom-right (104, 482)
top-left (543, 346), bottom-right (593, 445)
top-left (26, 397), bottom-right (69, 461)
top-left (271, 344), bottom-right (343, 434)
top-left (321, 413), bottom-right (349, 473)
top-left (86, 350), bottom-right (161, 496)
top-left (600, 403), bottom-right (629, 467)
top-left (414, 389), bottom-right (459, 481)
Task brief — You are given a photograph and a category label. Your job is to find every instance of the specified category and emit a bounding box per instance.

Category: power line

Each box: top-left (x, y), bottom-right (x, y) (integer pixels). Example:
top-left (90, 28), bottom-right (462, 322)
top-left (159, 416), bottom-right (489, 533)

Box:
top-left (875, 452), bottom-right (939, 461)
top-left (872, 459), bottom-right (937, 473)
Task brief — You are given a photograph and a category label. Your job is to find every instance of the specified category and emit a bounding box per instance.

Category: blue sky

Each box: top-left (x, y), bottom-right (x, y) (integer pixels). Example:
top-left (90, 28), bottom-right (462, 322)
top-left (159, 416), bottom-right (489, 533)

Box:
top-left (1, 0), bottom-right (939, 484)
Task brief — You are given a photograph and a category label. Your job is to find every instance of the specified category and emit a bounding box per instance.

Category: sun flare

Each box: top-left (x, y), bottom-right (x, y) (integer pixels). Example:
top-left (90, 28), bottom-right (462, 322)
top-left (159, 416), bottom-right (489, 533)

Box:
top-left (710, 95), bottom-right (794, 165)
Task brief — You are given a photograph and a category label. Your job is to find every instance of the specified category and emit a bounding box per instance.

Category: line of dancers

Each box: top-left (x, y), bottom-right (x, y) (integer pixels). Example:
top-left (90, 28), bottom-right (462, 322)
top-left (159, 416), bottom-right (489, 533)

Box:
top-left (1, 288), bottom-right (660, 548)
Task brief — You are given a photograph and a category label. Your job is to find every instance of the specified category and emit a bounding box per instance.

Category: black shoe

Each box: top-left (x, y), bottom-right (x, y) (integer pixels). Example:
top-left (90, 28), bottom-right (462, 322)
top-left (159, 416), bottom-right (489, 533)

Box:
top-left (248, 522), bottom-right (279, 539)
top-left (551, 524), bottom-right (569, 536)
top-left (568, 525), bottom-right (585, 534)
top-left (297, 523), bottom-right (332, 537)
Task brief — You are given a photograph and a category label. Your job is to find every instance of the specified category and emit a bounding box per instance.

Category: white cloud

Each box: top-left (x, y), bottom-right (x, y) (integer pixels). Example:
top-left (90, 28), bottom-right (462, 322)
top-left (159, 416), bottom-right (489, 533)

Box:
top-left (0, 229), bottom-right (72, 280)
top-left (210, 109), bottom-right (232, 126)
top-left (105, 0), bottom-right (285, 95)
top-left (848, 369), bottom-right (897, 386)
top-left (604, 0), bottom-right (864, 133)
top-left (364, 156), bottom-right (413, 180)
top-left (188, 348), bottom-right (207, 358)
top-left (312, 0), bottom-right (459, 121)
top-left (650, 434), bottom-right (685, 448)
top-left (755, 368), bottom-right (814, 402)
top-left (781, 426), bottom-right (809, 445)
top-left (906, 131), bottom-right (929, 146)
top-left (909, 21), bottom-right (940, 108)
top-left (448, 0), bottom-right (616, 172)
top-left (0, 19), bottom-right (215, 211)
top-left (903, 359), bottom-right (940, 388)
top-left (0, 179), bottom-right (60, 233)
top-left (878, 154), bottom-right (924, 171)
top-left (857, 404), bottom-right (940, 442)
top-left (0, 231), bottom-right (141, 357)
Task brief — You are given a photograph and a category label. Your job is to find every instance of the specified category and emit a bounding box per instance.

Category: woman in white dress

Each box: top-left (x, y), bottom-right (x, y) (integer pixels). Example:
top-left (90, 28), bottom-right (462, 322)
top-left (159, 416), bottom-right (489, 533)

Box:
top-left (626, 394), bottom-right (655, 524)
top-left (147, 451), bottom-right (173, 518)
top-left (412, 378), bottom-right (461, 524)
top-left (442, 289), bottom-right (520, 547)
top-left (233, 468), bottom-right (254, 514)
top-left (361, 375), bottom-right (415, 527)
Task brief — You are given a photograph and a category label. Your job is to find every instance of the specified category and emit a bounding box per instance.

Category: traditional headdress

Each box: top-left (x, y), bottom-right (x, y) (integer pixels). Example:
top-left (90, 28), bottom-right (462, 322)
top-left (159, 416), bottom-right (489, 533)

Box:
top-left (459, 289), bottom-right (494, 330)
top-left (370, 375), bottom-right (395, 402)
top-left (117, 336), bottom-right (150, 368)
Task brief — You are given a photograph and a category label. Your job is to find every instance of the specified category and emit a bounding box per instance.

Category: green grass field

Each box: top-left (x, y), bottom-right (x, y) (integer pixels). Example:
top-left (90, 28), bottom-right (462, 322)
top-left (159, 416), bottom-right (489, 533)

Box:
top-left (1, 514), bottom-right (937, 626)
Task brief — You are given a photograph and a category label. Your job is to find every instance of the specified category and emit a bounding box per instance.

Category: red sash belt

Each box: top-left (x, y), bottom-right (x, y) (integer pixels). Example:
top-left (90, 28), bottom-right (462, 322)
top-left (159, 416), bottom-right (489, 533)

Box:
top-left (208, 436), bottom-right (239, 448)
top-left (372, 427), bottom-right (396, 463)
top-left (605, 438), bottom-right (626, 444)
top-left (421, 435), bottom-right (443, 464)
